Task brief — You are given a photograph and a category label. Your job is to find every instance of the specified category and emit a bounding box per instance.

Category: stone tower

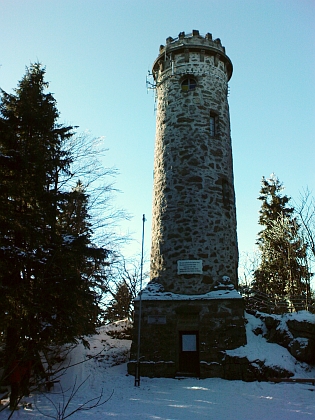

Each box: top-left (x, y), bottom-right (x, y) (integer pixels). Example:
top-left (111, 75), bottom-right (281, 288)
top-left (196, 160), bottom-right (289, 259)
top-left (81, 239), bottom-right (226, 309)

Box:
top-left (128, 31), bottom-right (246, 379)
top-left (150, 30), bottom-right (238, 293)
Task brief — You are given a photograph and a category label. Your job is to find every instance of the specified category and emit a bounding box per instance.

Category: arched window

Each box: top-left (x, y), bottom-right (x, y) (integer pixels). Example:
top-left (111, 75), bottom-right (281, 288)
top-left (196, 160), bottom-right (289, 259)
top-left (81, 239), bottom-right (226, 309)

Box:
top-left (181, 78), bottom-right (197, 92)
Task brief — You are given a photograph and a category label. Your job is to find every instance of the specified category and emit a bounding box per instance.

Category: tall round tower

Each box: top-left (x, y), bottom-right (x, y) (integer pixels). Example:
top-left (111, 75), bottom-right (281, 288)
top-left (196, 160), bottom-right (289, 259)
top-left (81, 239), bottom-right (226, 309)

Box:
top-left (128, 31), bottom-right (246, 380)
top-left (150, 30), bottom-right (238, 294)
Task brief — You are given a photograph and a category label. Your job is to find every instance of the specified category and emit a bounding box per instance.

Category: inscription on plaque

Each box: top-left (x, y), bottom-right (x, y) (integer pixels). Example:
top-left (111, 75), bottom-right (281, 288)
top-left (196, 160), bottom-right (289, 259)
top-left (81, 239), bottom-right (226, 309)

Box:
top-left (177, 260), bottom-right (203, 275)
top-left (148, 315), bottom-right (166, 325)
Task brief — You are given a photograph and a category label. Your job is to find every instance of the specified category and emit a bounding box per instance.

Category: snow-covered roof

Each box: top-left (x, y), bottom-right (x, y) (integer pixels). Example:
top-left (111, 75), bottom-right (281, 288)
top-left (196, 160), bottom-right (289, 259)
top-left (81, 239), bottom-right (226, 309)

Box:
top-left (134, 281), bottom-right (242, 301)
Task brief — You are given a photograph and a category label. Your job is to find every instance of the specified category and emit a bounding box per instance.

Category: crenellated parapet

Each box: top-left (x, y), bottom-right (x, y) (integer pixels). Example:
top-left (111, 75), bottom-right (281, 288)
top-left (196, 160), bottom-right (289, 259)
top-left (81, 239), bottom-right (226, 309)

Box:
top-left (153, 30), bottom-right (233, 81)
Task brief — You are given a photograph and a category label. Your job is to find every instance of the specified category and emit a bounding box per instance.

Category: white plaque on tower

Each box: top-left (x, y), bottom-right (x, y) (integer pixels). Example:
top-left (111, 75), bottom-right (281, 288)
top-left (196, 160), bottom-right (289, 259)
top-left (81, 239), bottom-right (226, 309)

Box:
top-left (177, 260), bottom-right (203, 275)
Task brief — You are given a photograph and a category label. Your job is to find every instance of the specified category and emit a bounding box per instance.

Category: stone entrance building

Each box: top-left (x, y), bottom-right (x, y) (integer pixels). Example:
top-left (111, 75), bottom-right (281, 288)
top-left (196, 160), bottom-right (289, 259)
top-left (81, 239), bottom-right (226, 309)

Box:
top-left (128, 30), bottom-right (246, 379)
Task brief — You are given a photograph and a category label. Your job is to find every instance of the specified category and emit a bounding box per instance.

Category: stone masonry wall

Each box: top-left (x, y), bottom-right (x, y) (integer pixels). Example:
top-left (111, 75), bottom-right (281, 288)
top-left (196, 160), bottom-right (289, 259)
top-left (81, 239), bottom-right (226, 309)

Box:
top-left (128, 296), bottom-right (246, 378)
top-left (150, 32), bottom-right (238, 294)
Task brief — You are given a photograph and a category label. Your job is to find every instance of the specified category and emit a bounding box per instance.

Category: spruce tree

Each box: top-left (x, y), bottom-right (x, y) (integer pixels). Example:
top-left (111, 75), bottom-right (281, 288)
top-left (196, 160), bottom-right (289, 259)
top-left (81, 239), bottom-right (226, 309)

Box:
top-left (0, 64), bottom-right (73, 362)
top-left (253, 175), bottom-right (311, 301)
top-left (0, 64), bottom-right (109, 391)
top-left (105, 282), bottom-right (133, 322)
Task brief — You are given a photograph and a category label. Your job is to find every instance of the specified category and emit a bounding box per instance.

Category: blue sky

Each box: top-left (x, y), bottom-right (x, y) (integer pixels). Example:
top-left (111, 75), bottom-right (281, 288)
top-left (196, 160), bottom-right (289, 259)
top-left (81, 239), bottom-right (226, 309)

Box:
top-left (1, 0), bottom-right (314, 270)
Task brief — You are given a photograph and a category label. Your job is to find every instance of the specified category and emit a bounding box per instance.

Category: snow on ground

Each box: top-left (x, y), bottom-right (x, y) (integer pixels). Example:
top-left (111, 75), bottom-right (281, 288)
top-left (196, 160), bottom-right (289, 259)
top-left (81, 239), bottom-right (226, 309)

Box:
top-left (226, 313), bottom-right (313, 376)
top-left (1, 317), bottom-right (315, 420)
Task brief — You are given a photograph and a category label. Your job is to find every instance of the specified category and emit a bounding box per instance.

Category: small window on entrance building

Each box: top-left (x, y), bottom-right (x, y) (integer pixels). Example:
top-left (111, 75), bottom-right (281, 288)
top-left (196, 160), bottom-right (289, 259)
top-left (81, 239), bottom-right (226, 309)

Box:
top-left (181, 78), bottom-right (197, 92)
top-left (182, 334), bottom-right (197, 351)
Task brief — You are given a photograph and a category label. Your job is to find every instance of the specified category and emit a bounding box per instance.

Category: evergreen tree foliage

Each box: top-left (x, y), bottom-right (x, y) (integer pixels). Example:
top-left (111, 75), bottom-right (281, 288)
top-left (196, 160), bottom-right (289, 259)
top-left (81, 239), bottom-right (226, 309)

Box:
top-left (0, 64), bottom-right (109, 386)
top-left (297, 189), bottom-right (315, 265)
top-left (253, 175), bottom-right (311, 299)
top-left (105, 282), bottom-right (133, 322)
top-left (103, 255), bottom-right (149, 323)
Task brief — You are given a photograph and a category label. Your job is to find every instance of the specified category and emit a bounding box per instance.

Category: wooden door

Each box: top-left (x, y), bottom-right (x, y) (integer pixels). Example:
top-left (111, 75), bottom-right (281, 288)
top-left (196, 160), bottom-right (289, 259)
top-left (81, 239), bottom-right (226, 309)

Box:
top-left (178, 331), bottom-right (199, 376)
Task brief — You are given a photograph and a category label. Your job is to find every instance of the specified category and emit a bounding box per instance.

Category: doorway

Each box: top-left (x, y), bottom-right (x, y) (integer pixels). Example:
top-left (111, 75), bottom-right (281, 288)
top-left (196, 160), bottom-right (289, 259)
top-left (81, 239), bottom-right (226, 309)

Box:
top-left (178, 331), bottom-right (199, 376)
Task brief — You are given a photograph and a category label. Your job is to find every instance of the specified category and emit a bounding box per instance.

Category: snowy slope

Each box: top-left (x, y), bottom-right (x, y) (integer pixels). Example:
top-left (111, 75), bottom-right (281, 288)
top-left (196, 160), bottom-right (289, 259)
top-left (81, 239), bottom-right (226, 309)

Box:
top-left (1, 316), bottom-right (315, 420)
top-left (226, 312), bottom-right (313, 376)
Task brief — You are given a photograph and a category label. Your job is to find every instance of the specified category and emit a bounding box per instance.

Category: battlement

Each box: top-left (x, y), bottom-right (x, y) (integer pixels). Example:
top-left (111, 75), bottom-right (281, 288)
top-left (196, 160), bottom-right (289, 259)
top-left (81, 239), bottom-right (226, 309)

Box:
top-left (153, 30), bottom-right (232, 80)
top-left (159, 30), bottom-right (226, 54)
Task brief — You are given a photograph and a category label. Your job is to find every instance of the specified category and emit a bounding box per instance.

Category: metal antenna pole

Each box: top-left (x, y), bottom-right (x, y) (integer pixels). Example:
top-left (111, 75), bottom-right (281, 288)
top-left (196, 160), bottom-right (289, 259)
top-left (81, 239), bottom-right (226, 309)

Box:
top-left (135, 214), bottom-right (146, 386)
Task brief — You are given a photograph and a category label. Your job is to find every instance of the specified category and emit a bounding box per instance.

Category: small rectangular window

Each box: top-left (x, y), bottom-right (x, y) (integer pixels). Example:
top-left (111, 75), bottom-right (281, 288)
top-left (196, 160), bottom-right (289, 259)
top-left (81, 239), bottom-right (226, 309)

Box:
top-left (184, 48), bottom-right (189, 62)
top-left (210, 116), bottom-right (215, 137)
top-left (181, 78), bottom-right (197, 92)
top-left (182, 334), bottom-right (197, 352)
top-left (210, 112), bottom-right (219, 137)
top-left (222, 179), bottom-right (230, 206)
